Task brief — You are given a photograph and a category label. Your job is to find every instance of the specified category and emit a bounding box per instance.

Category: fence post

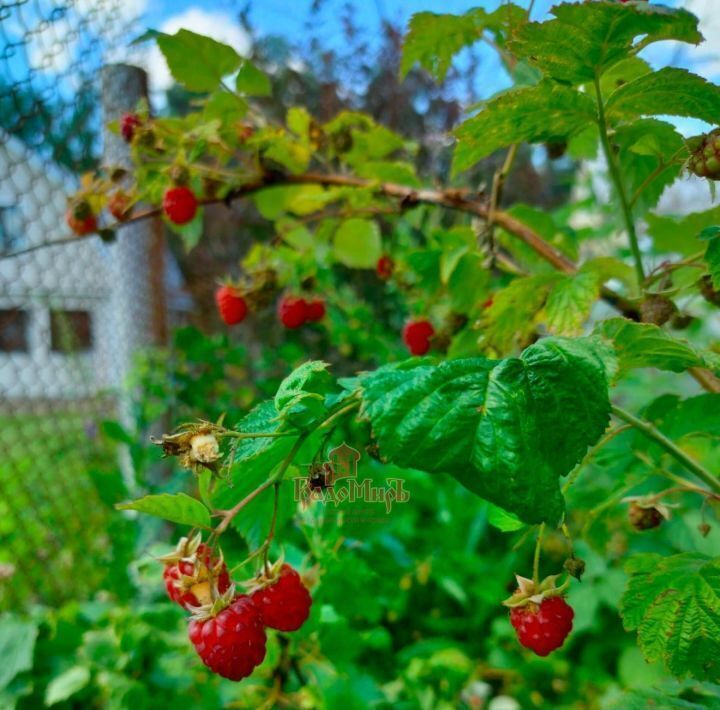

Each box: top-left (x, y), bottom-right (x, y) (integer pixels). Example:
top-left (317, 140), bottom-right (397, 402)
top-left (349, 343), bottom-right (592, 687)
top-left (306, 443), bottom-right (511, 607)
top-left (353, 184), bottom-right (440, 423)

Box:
top-left (101, 63), bottom-right (164, 488)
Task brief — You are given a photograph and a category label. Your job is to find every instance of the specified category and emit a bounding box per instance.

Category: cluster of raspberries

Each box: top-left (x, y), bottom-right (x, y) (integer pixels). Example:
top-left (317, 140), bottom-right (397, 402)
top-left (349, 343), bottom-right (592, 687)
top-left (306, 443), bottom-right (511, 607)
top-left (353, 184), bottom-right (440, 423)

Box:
top-left (161, 536), bottom-right (312, 681)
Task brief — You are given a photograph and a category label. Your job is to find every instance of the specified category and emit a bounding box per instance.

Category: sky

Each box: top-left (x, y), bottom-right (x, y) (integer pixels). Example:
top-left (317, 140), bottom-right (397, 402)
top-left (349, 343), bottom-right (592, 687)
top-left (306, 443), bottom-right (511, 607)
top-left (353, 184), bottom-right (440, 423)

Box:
top-left (4, 0), bottom-right (719, 103)
top-left (134, 0), bottom-right (720, 85)
top-left (2, 0), bottom-right (719, 146)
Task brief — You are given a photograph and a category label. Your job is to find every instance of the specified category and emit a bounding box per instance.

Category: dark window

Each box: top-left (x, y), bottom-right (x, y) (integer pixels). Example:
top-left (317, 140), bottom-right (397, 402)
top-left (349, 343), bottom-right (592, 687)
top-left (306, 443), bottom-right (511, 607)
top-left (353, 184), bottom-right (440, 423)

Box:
top-left (50, 310), bottom-right (93, 352)
top-left (0, 309), bottom-right (29, 352)
top-left (0, 206), bottom-right (23, 255)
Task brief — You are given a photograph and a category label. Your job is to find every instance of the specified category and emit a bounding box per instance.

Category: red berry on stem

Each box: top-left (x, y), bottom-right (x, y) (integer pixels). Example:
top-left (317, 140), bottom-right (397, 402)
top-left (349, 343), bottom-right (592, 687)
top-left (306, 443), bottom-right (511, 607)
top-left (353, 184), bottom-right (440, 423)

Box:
top-left (305, 298), bottom-right (326, 322)
top-left (66, 209), bottom-right (97, 236)
top-left (120, 112), bottom-right (142, 143)
top-left (250, 564), bottom-right (312, 632)
top-left (163, 186), bottom-right (198, 225)
top-left (188, 595), bottom-right (267, 681)
top-left (510, 596), bottom-right (574, 657)
top-left (163, 542), bottom-right (231, 609)
top-left (278, 295), bottom-right (308, 329)
top-left (376, 255), bottom-right (394, 280)
top-left (108, 191), bottom-right (131, 221)
top-left (215, 285), bottom-right (248, 325)
top-left (403, 320), bottom-right (434, 356)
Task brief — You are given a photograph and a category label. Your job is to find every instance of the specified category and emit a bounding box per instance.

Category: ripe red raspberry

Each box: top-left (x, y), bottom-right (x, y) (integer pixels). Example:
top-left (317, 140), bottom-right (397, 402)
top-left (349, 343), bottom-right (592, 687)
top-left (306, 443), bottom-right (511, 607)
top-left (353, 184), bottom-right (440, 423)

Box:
top-left (250, 564), bottom-right (312, 632)
top-left (163, 543), bottom-right (231, 609)
top-left (305, 298), bottom-right (326, 322)
top-left (376, 255), bottom-right (394, 280)
top-left (403, 319), bottom-right (434, 356)
top-left (189, 595), bottom-right (267, 681)
top-left (66, 203), bottom-right (97, 236)
top-left (120, 112), bottom-right (142, 143)
top-left (215, 285), bottom-right (248, 325)
top-left (278, 295), bottom-right (308, 329)
top-left (510, 596), bottom-right (574, 656)
top-left (163, 186), bottom-right (198, 225)
top-left (108, 190), bottom-right (131, 221)
top-left (688, 129), bottom-right (720, 181)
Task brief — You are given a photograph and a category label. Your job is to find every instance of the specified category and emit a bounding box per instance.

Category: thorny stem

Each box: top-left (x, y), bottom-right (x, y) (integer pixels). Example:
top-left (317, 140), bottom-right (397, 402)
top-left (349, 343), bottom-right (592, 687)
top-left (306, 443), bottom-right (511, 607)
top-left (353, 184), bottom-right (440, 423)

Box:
top-left (263, 482), bottom-right (281, 569)
top-left (611, 405), bottom-right (720, 494)
top-left (483, 144), bottom-right (519, 261)
top-left (643, 252), bottom-right (705, 289)
top-left (222, 430), bottom-right (295, 440)
top-left (594, 75), bottom-right (646, 286)
top-left (633, 451), bottom-right (719, 499)
top-left (9, 161), bottom-right (718, 391)
top-left (214, 394), bottom-right (359, 538)
top-left (214, 434), bottom-right (308, 536)
top-left (533, 523), bottom-right (545, 585)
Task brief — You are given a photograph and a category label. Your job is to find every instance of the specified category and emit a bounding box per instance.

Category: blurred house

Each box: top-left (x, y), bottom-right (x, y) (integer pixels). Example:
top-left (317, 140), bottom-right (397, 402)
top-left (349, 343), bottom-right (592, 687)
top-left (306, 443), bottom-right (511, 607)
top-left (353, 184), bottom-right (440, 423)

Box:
top-left (0, 130), bottom-right (190, 402)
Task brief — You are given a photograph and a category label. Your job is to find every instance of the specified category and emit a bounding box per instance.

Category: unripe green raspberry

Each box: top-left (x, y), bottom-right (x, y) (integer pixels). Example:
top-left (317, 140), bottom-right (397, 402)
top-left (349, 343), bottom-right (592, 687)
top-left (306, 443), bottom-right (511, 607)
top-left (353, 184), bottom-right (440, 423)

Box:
top-left (688, 129), bottom-right (720, 180)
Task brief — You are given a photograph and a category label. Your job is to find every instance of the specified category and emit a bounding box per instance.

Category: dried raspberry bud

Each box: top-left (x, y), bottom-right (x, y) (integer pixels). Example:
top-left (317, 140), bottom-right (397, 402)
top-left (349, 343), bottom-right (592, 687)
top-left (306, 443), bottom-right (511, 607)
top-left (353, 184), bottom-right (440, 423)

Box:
top-left (108, 190), bottom-right (132, 221)
top-left (563, 556), bottom-right (586, 581)
top-left (699, 275), bottom-right (720, 307)
top-left (190, 433), bottom-right (220, 464)
top-left (152, 422), bottom-right (223, 474)
top-left (168, 164), bottom-right (190, 186)
top-left (688, 129), bottom-right (720, 180)
top-left (625, 497), bottom-right (673, 531)
top-left (640, 295), bottom-right (677, 326)
top-left (699, 522), bottom-right (712, 538)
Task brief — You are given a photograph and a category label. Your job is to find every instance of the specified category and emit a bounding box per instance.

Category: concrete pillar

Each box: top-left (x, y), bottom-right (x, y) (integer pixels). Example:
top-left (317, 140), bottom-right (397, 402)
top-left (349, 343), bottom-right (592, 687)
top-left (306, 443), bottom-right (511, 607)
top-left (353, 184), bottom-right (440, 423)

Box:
top-left (101, 64), bottom-right (162, 489)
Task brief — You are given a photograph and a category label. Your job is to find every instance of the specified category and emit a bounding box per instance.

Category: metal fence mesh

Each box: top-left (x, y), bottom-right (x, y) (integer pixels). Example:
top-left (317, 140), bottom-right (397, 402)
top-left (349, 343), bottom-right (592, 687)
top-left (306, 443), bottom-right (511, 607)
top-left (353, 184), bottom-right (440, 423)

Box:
top-left (0, 0), bottom-right (145, 608)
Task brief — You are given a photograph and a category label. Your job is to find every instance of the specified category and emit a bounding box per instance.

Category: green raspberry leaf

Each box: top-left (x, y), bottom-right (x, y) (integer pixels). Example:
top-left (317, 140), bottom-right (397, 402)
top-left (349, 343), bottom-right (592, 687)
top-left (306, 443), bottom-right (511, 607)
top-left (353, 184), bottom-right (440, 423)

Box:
top-left (400, 5), bottom-right (526, 82)
top-left (511, 3), bottom-right (701, 85)
top-left (646, 205), bottom-right (720, 256)
top-left (333, 218), bottom-right (382, 268)
top-left (116, 493), bottom-right (211, 528)
top-left (480, 273), bottom-right (561, 353)
top-left (359, 336), bottom-right (613, 524)
top-left (595, 318), bottom-right (711, 376)
top-left (701, 227), bottom-right (720, 290)
top-left (139, 29), bottom-right (242, 93)
top-left (453, 81), bottom-right (596, 173)
top-left (275, 361), bottom-right (335, 429)
top-left (615, 119), bottom-right (685, 216)
top-left (235, 59), bottom-right (271, 96)
top-left (621, 553), bottom-right (720, 682)
top-left (606, 68), bottom-right (720, 125)
top-left (544, 270), bottom-right (601, 336)
top-left (0, 614), bottom-right (38, 690)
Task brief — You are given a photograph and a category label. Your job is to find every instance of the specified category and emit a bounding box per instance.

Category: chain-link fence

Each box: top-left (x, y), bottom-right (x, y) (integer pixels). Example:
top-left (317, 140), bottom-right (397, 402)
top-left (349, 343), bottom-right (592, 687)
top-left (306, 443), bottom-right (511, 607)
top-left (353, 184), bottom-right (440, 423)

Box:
top-left (0, 0), bottom-right (157, 609)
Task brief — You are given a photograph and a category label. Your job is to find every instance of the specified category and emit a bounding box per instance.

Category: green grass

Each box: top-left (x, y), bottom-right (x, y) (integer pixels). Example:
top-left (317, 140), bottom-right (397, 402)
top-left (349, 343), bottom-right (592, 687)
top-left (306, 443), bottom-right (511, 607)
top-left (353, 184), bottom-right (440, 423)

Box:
top-left (0, 410), bottom-right (116, 608)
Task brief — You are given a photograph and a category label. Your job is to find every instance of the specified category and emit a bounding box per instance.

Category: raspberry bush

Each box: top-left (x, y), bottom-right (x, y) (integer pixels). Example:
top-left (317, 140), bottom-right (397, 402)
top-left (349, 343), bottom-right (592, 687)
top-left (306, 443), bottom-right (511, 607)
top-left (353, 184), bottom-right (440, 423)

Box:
top-left (45, 1), bottom-right (720, 705)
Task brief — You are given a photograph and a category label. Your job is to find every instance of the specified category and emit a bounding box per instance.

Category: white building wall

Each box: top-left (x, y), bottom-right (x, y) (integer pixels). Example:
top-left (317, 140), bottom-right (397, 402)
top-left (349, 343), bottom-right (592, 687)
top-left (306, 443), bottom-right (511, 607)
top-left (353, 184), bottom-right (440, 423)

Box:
top-left (0, 132), bottom-right (120, 399)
